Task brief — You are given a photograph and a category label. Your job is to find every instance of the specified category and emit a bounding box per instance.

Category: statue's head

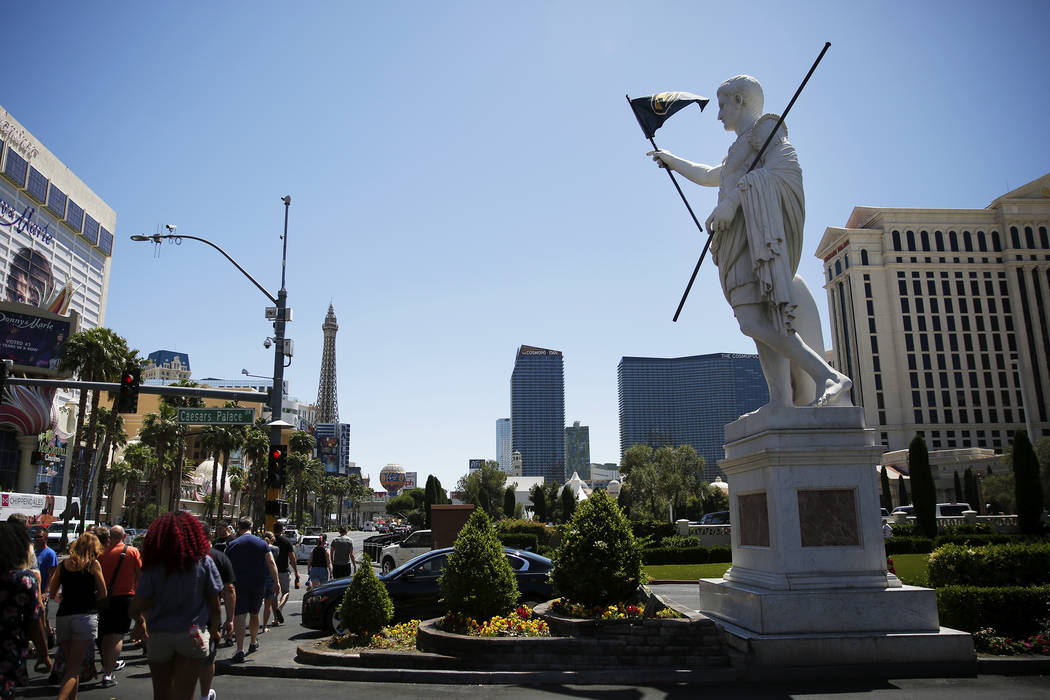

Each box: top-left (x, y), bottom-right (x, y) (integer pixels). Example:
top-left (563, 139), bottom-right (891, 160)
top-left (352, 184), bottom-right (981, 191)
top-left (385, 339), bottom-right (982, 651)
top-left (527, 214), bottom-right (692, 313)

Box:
top-left (716, 75), bottom-right (763, 132)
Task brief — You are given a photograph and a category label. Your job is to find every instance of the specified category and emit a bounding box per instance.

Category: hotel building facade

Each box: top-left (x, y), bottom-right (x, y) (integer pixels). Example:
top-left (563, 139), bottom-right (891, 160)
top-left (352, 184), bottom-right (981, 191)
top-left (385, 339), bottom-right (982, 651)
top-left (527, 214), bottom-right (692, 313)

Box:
top-left (815, 174), bottom-right (1050, 453)
top-left (0, 105), bottom-right (116, 492)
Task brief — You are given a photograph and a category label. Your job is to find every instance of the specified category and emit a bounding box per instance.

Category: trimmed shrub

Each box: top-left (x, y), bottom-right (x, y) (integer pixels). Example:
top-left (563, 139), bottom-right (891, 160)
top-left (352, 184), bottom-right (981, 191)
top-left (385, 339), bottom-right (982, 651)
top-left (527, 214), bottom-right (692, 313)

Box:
top-left (940, 522), bottom-right (993, 536)
top-left (934, 533), bottom-right (1017, 548)
top-left (497, 532), bottom-right (539, 552)
top-left (439, 508), bottom-right (518, 620)
top-left (937, 585), bottom-right (1050, 637)
top-left (659, 535), bottom-right (702, 548)
top-left (927, 542), bottom-right (1050, 587)
top-left (707, 545), bottom-right (732, 563)
top-left (884, 536), bottom-right (935, 554)
top-left (497, 519), bottom-right (554, 547)
top-left (641, 546), bottom-right (708, 565)
top-left (552, 490), bottom-right (642, 606)
top-left (339, 555), bottom-right (394, 638)
top-left (629, 519), bottom-right (677, 543)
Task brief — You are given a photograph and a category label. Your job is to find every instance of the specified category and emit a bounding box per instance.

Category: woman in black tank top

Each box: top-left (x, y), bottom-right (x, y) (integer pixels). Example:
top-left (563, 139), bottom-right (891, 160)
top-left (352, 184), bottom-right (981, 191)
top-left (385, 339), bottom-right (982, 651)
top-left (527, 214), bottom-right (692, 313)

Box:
top-left (49, 532), bottom-right (106, 700)
top-left (307, 534), bottom-right (332, 588)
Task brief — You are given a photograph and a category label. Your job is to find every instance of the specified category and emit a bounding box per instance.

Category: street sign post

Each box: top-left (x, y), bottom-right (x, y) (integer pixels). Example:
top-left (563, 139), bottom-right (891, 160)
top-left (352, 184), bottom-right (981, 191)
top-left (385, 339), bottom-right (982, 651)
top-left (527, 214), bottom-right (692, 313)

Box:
top-left (176, 407), bottom-right (255, 425)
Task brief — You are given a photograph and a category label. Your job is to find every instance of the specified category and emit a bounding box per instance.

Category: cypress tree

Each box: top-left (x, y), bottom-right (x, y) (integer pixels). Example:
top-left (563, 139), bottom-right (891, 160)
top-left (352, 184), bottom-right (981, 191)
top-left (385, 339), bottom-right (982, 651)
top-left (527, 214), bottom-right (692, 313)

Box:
top-left (529, 484), bottom-right (547, 523)
top-left (953, 471), bottom-right (963, 503)
top-left (503, 485), bottom-right (516, 519)
top-left (424, 475), bottom-right (437, 528)
top-left (880, 466), bottom-right (893, 510)
top-left (964, 467), bottom-right (979, 513)
top-left (560, 486), bottom-right (576, 522)
top-left (897, 474), bottom-right (909, 508)
top-left (909, 433), bottom-right (937, 538)
top-left (1013, 431), bottom-right (1044, 535)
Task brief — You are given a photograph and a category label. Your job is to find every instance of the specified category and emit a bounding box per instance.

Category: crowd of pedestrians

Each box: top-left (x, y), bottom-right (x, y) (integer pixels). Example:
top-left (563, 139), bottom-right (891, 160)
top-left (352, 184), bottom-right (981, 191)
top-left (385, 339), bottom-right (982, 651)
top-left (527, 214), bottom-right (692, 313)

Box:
top-left (1, 510), bottom-right (323, 700)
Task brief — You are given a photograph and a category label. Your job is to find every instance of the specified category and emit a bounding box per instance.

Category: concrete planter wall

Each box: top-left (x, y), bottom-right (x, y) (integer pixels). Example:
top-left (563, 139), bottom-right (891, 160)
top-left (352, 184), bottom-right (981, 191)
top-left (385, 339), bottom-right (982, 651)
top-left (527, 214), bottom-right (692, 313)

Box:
top-left (416, 601), bottom-right (728, 671)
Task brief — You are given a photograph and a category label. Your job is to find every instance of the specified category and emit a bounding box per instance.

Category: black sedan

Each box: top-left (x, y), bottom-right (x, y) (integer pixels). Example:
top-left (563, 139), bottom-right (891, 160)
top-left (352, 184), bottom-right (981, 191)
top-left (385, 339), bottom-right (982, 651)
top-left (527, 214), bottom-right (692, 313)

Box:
top-left (301, 547), bottom-right (553, 633)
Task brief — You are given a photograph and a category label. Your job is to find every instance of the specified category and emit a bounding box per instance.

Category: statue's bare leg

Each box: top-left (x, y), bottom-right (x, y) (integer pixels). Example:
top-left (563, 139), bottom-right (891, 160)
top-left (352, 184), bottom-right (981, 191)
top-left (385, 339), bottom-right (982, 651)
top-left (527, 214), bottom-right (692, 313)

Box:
top-left (734, 303), bottom-right (852, 407)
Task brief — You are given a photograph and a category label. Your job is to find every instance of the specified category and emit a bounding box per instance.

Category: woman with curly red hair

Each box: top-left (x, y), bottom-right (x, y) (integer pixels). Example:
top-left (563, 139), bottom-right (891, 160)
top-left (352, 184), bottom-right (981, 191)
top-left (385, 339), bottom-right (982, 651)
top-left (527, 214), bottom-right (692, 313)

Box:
top-left (130, 512), bottom-right (221, 700)
top-left (48, 531), bottom-right (106, 700)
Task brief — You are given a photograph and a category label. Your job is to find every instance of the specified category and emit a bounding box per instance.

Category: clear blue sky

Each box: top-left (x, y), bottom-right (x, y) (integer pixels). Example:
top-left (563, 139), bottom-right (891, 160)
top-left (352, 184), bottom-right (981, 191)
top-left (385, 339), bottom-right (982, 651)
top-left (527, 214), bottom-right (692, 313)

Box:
top-left (5, 1), bottom-right (1048, 490)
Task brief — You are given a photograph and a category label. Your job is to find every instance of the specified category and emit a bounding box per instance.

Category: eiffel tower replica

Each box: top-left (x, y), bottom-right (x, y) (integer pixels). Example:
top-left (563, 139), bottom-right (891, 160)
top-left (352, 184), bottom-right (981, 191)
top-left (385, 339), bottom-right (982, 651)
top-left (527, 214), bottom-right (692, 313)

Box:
top-left (315, 303), bottom-right (340, 423)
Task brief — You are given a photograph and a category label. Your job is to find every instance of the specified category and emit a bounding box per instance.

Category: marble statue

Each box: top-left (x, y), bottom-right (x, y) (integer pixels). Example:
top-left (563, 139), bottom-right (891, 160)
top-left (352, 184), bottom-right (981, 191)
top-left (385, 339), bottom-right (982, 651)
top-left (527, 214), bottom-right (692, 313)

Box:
top-left (649, 75), bottom-right (851, 415)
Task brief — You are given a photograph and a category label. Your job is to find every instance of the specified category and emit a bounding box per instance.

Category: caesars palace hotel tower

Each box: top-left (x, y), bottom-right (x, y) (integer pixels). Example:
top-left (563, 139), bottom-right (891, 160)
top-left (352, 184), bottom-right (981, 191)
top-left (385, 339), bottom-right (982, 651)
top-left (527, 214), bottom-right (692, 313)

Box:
top-left (815, 174), bottom-right (1050, 454)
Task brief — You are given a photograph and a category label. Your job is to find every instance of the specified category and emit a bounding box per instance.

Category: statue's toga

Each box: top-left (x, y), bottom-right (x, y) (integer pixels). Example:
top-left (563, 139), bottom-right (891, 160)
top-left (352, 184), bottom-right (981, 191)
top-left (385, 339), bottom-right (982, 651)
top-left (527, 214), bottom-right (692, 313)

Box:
top-left (651, 75), bottom-right (851, 416)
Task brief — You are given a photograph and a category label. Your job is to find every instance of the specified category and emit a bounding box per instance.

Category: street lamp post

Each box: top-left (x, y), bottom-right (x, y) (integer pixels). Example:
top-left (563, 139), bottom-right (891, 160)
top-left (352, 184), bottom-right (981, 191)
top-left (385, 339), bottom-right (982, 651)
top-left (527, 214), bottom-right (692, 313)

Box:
top-left (131, 196), bottom-right (293, 529)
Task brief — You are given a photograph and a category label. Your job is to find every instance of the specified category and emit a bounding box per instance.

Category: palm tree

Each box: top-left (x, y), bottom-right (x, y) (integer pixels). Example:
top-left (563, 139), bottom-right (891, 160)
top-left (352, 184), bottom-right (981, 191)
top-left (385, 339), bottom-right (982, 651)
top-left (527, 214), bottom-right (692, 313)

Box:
top-left (228, 465), bottom-right (245, 518)
top-left (56, 328), bottom-right (132, 546)
top-left (198, 425), bottom-right (224, 522)
top-left (242, 426), bottom-right (269, 524)
top-left (287, 430), bottom-right (316, 525)
top-left (120, 443), bottom-right (155, 526)
top-left (87, 406), bottom-right (128, 522)
top-left (214, 403), bottom-right (248, 522)
top-left (160, 380), bottom-right (205, 512)
top-left (106, 456), bottom-right (144, 525)
top-left (138, 405), bottom-right (180, 517)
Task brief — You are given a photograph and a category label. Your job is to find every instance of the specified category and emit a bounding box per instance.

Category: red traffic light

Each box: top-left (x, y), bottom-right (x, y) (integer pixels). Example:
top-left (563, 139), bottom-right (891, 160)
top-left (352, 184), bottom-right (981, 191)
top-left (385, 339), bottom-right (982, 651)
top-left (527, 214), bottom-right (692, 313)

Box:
top-left (123, 374), bottom-right (135, 384)
top-left (271, 449), bottom-right (283, 459)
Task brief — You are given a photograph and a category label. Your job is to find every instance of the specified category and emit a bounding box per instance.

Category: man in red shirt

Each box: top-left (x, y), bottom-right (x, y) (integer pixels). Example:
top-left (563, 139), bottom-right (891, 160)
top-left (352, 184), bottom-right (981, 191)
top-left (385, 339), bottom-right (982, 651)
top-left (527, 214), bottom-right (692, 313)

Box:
top-left (97, 524), bottom-right (143, 688)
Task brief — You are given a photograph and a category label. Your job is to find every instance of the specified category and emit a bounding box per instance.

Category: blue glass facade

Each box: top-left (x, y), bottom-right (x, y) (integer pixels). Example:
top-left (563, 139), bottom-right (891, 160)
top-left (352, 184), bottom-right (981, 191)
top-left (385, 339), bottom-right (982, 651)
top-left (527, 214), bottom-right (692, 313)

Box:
top-left (617, 353), bottom-right (768, 480)
top-left (511, 345), bottom-right (565, 484)
top-left (564, 421), bottom-right (590, 480)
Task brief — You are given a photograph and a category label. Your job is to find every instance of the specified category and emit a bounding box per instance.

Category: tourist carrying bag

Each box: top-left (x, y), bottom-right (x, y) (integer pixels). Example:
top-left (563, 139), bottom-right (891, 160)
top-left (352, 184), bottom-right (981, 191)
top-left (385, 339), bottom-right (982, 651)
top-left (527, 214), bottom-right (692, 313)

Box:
top-left (98, 544), bottom-right (128, 613)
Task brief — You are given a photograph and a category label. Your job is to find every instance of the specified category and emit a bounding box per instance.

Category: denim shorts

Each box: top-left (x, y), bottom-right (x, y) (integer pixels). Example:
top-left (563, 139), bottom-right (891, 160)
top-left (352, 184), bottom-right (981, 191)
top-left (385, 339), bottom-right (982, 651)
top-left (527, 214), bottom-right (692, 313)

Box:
top-left (308, 567), bottom-right (329, 585)
top-left (56, 613), bottom-right (98, 642)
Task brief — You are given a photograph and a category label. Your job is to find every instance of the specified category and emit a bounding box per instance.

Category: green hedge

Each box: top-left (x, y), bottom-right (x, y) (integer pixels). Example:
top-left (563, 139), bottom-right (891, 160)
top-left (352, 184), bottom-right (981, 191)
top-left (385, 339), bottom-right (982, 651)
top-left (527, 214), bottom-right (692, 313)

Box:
top-left (630, 519), bottom-right (677, 543)
top-left (884, 536), bottom-right (934, 554)
top-left (498, 532), bottom-right (539, 551)
top-left (642, 546), bottom-right (708, 565)
top-left (937, 585), bottom-right (1050, 637)
top-left (641, 544), bottom-right (733, 565)
top-left (928, 543), bottom-right (1050, 587)
top-left (934, 534), bottom-right (1019, 548)
top-left (496, 519), bottom-right (553, 547)
top-left (707, 545), bottom-right (732, 563)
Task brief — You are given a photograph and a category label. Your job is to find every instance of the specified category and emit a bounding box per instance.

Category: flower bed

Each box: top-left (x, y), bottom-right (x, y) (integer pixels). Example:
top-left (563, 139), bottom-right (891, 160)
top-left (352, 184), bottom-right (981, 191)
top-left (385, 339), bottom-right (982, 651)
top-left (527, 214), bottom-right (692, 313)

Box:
top-left (439, 605), bottom-right (550, 637)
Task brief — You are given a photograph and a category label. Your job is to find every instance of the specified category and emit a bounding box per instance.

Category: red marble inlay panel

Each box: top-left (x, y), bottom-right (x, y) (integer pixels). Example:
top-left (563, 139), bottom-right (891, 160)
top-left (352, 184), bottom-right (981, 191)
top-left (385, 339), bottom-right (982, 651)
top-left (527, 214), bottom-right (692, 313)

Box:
top-left (797, 488), bottom-right (859, 547)
top-left (737, 492), bottom-right (769, 547)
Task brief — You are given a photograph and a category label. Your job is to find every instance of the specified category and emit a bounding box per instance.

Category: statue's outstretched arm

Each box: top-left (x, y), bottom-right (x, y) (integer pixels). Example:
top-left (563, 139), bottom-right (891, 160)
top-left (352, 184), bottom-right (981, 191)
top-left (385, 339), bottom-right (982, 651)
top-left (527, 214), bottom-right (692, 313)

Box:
top-left (647, 150), bottom-right (721, 188)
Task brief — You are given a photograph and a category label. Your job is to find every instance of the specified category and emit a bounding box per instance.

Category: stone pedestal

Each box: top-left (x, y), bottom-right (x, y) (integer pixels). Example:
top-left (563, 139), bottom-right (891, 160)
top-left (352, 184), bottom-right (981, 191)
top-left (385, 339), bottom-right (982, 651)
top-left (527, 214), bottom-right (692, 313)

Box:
top-left (698, 407), bottom-right (974, 668)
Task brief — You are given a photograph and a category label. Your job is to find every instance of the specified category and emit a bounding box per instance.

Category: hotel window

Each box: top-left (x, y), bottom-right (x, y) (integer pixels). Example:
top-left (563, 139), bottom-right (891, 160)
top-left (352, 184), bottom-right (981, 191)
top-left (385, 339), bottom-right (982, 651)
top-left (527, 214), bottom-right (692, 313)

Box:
top-left (978, 231), bottom-right (988, 252)
top-left (935, 231), bottom-right (945, 251)
top-left (892, 230), bottom-right (902, 250)
top-left (47, 185), bottom-right (67, 218)
top-left (1011, 227), bottom-right (1021, 248)
top-left (65, 200), bottom-right (83, 232)
top-left (921, 230), bottom-right (930, 251)
top-left (26, 166), bottom-right (48, 203)
top-left (3, 149), bottom-right (27, 186)
top-left (949, 231), bottom-right (959, 251)
top-left (1025, 227), bottom-right (1035, 248)
top-left (906, 230), bottom-right (916, 251)
top-left (861, 249), bottom-right (869, 265)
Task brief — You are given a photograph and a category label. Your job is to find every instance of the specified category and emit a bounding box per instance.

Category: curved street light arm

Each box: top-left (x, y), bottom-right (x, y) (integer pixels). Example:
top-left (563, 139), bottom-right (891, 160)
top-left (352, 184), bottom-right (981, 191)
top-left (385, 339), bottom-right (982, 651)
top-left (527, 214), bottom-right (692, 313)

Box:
top-left (140, 233), bottom-right (277, 304)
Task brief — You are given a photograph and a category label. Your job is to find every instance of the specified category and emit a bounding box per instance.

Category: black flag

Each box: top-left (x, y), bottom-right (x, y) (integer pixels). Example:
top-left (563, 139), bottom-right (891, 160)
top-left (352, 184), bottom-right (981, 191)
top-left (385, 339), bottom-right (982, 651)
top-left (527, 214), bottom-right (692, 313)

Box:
top-left (628, 91), bottom-right (709, 139)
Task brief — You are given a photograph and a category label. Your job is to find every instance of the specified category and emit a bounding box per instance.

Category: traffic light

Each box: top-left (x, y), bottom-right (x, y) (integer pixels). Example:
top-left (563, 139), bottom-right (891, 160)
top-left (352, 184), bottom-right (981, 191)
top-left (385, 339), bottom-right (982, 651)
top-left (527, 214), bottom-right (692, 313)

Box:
top-left (267, 444), bottom-right (288, 488)
top-left (116, 365), bottom-right (141, 413)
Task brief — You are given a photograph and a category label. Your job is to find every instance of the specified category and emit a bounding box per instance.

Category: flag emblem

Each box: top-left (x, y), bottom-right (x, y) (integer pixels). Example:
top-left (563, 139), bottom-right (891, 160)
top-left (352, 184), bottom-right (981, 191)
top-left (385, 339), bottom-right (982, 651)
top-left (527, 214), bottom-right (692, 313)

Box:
top-left (628, 91), bottom-right (709, 139)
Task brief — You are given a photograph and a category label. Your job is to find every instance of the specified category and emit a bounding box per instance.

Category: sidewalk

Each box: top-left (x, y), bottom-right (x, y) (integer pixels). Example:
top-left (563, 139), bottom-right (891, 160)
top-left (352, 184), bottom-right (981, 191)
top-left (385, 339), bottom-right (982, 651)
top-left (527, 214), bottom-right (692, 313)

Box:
top-left (211, 584), bottom-right (1050, 685)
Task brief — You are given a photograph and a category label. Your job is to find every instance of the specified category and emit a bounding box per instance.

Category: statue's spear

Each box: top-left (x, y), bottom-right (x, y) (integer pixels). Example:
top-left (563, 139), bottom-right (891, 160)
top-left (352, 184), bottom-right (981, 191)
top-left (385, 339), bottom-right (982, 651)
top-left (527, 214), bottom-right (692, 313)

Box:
top-left (629, 42), bottom-right (831, 322)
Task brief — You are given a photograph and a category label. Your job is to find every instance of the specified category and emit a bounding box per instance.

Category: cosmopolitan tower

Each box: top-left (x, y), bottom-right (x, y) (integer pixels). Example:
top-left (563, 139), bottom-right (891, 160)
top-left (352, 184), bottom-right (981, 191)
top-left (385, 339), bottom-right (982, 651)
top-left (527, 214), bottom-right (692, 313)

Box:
top-left (510, 345), bottom-right (565, 483)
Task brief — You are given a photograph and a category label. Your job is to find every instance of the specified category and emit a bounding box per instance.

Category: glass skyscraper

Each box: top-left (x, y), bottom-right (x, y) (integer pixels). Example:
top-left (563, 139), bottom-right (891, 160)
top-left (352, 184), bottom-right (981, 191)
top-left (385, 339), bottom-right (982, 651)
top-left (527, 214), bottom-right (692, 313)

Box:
top-left (511, 345), bottom-right (565, 484)
top-left (617, 353), bottom-right (768, 480)
top-left (495, 418), bottom-right (512, 472)
top-left (564, 421), bottom-right (590, 480)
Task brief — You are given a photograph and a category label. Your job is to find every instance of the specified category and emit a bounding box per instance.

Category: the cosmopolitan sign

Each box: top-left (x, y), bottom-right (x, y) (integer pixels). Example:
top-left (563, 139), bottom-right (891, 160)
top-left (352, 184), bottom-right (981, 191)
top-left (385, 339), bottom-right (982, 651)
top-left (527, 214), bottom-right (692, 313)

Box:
top-left (0, 301), bottom-right (78, 377)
